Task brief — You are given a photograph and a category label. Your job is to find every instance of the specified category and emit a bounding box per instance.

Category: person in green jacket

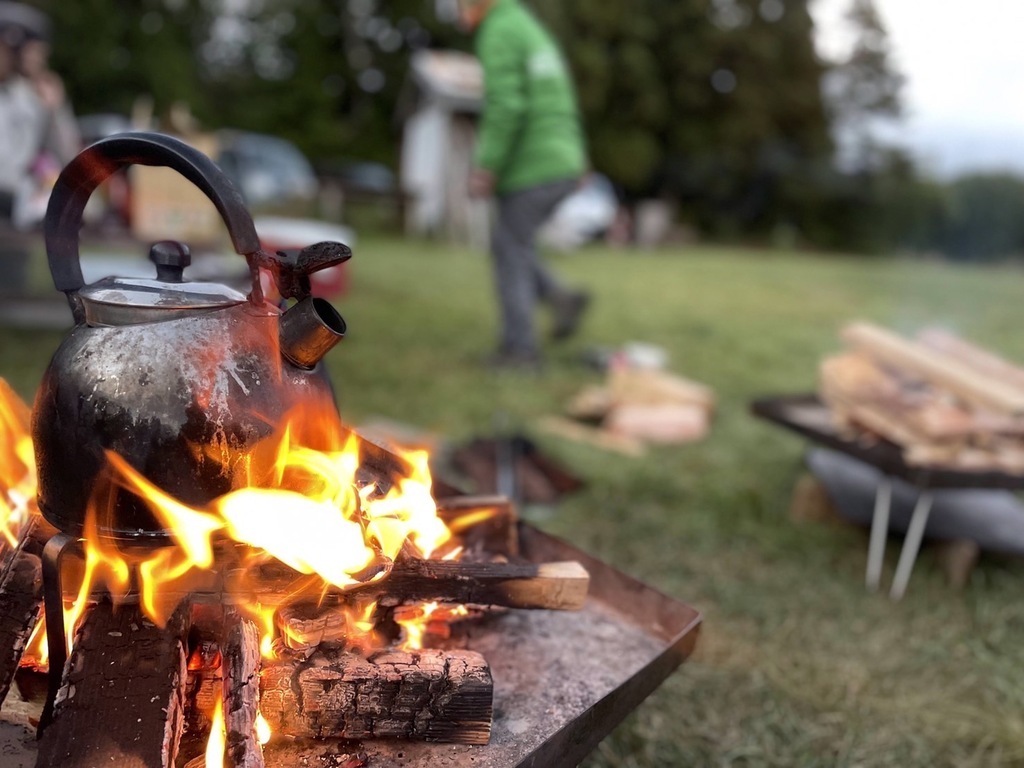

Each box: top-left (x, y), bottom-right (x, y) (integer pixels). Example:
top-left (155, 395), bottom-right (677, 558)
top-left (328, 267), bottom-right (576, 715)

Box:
top-left (459, 0), bottom-right (591, 370)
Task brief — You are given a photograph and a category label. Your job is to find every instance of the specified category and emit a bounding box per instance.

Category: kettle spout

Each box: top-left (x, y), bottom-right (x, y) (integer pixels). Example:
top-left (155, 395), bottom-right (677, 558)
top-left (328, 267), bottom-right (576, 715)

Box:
top-left (279, 297), bottom-right (346, 369)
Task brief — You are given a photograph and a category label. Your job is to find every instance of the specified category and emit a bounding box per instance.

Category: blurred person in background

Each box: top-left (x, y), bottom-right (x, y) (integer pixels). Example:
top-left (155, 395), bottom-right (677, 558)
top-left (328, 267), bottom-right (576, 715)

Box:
top-left (0, 28), bottom-right (40, 225)
top-left (458, 0), bottom-right (591, 371)
top-left (0, 26), bottom-right (40, 295)
top-left (13, 31), bottom-right (80, 229)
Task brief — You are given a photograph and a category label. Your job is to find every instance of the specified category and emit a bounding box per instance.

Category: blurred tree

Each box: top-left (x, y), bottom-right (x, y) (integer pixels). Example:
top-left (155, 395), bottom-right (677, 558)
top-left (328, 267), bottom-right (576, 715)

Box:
top-left (943, 174), bottom-right (1024, 261)
top-left (198, 0), bottom-right (463, 167)
top-left (31, 0), bottom-right (212, 120)
top-left (824, 0), bottom-right (905, 171)
top-left (34, 0), bottom-right (1023, 259)
top-left (535, 0), bottom-right (834, 239)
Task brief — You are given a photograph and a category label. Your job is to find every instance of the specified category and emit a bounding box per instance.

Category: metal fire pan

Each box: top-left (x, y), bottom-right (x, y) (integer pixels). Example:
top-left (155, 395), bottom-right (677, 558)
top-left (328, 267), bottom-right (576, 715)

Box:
top-left (752, 392), bottom-right (1024, 490)
top-left (265, 522), bottom-right (702, 768)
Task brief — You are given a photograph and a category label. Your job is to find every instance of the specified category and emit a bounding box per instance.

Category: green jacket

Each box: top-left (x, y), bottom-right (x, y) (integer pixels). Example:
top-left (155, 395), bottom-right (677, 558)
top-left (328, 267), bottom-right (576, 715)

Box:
top-left (474, 0), bottom-right (586, 194)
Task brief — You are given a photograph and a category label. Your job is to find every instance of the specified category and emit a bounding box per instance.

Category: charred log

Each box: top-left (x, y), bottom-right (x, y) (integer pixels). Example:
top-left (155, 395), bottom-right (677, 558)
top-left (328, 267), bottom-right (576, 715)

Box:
top-left (260, 647), bottom-right (492, 745)
top-left (35, 602), bottom-right (191, 768)
top-left (223, 615), bottom-right (264, 768)
top-left (0, 550), bottom-right (42, 705)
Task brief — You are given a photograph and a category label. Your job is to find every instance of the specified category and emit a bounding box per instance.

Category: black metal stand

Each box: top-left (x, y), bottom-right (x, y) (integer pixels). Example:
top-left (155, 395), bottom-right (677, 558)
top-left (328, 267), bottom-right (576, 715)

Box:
top-left (38, 532), bottom-right (81, 733)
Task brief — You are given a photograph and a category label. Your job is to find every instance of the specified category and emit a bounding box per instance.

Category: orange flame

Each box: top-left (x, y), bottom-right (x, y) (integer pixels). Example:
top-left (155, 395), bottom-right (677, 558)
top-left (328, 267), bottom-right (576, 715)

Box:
top-left (0, 380), bottom-right (35, 547)
top-left (0, 378), bottom-right (468, 680)
top-left (205, 697), bottom-right (225, 768)
top-left (255, 712), bottom-right (271, 745)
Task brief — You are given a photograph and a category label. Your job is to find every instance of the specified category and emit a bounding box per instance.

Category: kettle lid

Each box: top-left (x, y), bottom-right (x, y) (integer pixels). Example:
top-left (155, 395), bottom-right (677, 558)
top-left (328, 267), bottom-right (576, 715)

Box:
top-left (78, 241), bottom-right (247, 326)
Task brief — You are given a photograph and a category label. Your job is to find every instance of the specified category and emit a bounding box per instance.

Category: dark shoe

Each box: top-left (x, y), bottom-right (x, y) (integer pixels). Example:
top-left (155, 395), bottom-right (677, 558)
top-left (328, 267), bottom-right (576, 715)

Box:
top-left (551, 291), bottom-right (590, 341)
top-left (483, 348), bottom-right (543, 373)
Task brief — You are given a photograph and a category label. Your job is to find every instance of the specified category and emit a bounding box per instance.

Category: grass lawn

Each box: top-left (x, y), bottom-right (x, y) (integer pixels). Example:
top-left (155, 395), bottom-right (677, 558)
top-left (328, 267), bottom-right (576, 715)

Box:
top-left (4, 237), bottom-right (1024, 766)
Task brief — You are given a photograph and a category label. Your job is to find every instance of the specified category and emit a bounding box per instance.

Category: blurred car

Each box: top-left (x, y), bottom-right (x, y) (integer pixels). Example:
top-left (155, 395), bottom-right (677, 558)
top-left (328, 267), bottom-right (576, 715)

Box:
top-left (75, 116), bottom-right (320, 219)
top-left (216, 130), bottom-right (318, 216)
top-left (71, 118), bottom-right (352, 299)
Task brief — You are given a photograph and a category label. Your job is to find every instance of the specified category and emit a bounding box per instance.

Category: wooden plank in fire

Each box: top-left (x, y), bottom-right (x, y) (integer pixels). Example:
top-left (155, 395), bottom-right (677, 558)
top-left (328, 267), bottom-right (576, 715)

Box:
top-left (223, 613), bottom-right (265, 768)
top-left (85, 552), bottom-right (590, 612)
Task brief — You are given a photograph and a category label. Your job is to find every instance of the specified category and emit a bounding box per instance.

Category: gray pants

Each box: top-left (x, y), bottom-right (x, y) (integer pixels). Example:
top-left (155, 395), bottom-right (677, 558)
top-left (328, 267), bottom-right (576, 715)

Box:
top-left (492, 178), bottom-right (578, 355)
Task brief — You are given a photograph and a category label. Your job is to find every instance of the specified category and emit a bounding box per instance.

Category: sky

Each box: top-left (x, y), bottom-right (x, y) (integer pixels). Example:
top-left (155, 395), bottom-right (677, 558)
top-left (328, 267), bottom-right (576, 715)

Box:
top-left (811, 0), bottom-right (1024, 177)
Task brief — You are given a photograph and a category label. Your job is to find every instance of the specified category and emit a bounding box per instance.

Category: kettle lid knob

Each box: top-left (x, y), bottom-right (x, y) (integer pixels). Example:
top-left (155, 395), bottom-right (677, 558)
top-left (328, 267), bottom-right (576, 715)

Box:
top-left (149, 241), bottom-right (191, 284)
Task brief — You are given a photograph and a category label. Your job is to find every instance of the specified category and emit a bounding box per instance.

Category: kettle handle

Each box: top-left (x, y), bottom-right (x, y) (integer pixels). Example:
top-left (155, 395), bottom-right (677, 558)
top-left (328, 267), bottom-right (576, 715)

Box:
top-left (44, 131), bottom-right (262, 298)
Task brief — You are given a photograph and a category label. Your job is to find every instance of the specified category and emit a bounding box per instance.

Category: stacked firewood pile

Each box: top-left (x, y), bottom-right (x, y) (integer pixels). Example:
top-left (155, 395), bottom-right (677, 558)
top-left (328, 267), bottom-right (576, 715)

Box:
top-left (820, 322), bottom-right (1024, 472)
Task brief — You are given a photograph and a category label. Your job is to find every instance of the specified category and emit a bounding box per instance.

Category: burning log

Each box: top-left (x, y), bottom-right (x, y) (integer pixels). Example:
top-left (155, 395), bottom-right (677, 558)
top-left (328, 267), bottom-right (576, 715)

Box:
top-left (231, 558), bottom-right (589, 612)
top-left (223, 615), bottom-right (265, 768)
top-left (260, 647), bottom-right (493, 745)
top-left (0, 549), bottom-right (42, 704)
top-left (36, 602), bottom-right (191, 768)
top-left (345, 558), bottom-right (589, 611)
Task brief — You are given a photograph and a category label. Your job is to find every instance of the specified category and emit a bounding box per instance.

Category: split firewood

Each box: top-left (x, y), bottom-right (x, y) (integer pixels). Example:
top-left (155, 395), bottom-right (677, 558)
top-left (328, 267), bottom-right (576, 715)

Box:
top-left (565, 384), bottom-right (616, 421)
top-left (918, 328), bottom-right (1024, 393)
top-left (604, 402), bottom-right (710, 444)
top-left (820, 326), bottom-right (1024, 470)
top-left (608, 367), bottom-right (717, 412)
top-left (0, 549), bottom-right (42, 706)
top-left (842, 322), bottom-right (1024, 415)
top-left (223, 616), bottom-right (264, 768)
top-left (35, 602), bottom-right (191, 768)
top-left (537, 415), bottom-right (646, 457)
top-left (820, 352), bottom-right (907, 406)
top-left (260, 647), bottom-right (493, 744)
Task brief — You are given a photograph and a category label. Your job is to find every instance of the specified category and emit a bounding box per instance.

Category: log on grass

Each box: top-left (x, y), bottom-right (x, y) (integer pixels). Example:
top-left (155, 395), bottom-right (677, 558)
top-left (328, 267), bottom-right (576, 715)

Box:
top-left (0, 550), bottom-right (42, 706)
top-left (537, 415), bottom-right (646, 457)
top-left (223, 616), bottom-right (264, 768)
top-left (260, 647), bottom-right (493, 744)
top-left (35, 602), bottom-right (191, 768)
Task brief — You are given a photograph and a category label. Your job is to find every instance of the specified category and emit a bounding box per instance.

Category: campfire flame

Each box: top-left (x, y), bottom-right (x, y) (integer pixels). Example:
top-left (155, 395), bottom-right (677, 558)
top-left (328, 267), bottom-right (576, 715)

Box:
top-left (255, 711), bottom-right (272, 745)
top-left (0, 380), bottom-right (35, 547)
top-left (206, 697), bottom-right (226, 768)
top-left (0, 378), bottom-right (479, 764)
top-left (0, 379), bottom-right (463, 677)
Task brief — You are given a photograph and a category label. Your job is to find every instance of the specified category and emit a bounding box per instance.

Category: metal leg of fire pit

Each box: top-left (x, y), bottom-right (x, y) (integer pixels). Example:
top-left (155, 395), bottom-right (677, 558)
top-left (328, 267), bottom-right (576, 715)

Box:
top-left (865, 478), bottom-right (892, 592)
top-left (889, 491), bottom-right (934, 601)
top-left (39, 532), bottom-right (82, 732)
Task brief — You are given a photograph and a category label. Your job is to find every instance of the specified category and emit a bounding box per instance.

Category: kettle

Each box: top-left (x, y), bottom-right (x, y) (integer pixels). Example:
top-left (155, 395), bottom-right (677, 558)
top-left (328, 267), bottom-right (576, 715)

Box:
top-left (32, 132), bottom-right (351, 542)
